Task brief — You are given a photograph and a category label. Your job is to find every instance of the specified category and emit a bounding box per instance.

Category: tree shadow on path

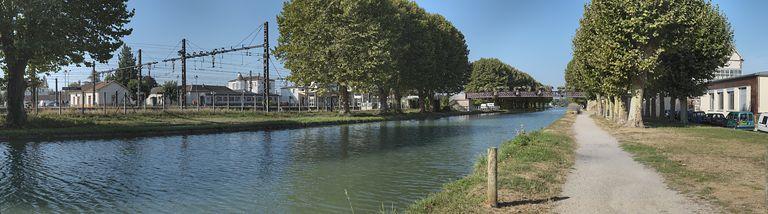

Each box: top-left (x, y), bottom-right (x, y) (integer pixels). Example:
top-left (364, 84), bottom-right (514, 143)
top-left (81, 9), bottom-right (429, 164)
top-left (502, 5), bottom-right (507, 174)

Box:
top-left (497, 196), bottom-right (570, 208)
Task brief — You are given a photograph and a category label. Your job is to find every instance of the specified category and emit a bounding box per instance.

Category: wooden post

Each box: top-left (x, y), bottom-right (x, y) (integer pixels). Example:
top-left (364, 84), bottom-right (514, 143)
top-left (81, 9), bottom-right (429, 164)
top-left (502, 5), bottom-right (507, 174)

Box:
top-left (487, 147), bottom-right (498, 208)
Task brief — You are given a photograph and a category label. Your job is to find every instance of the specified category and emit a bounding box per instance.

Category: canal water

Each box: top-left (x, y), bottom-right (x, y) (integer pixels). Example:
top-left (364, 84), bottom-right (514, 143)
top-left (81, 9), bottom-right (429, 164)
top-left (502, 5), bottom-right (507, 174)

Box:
top-left (0, 108), bottom-right (565, 213)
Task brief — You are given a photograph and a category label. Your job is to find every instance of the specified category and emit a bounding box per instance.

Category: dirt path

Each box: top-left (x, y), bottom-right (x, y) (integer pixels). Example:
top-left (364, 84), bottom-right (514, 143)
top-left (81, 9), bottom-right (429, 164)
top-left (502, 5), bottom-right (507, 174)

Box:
top-left (555, 114), bottom-right (715, 213)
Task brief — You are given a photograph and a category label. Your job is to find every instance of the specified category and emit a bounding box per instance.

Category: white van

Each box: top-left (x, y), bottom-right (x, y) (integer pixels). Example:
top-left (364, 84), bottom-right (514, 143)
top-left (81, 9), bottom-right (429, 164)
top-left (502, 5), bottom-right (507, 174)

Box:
top-left (757, 113), bottom-right (768, 133)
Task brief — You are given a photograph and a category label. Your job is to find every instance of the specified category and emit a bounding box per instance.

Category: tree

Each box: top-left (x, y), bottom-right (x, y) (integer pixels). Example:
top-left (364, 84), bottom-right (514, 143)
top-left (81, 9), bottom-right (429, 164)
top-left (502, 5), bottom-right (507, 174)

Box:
top-left (466, 58), bottom-right (541, 93)
top-left (0, 1), bottom-right (134, 127)
top-left (276, 0), bottom-right (399, 114)
top-left (126, 76), bottom-right (157, 102)
top-left (67, 81), bottom-right (81, 88)
top-left (652, 1), bottom-right (733, 124)
top-left (570, 0), bottom-right (733, 127)
top-left (106, 45), bottom-right (138, 87)
top-left (161, 81), bottom-right (179, 105)
top-left (466, 58), bottom-right (543, 109)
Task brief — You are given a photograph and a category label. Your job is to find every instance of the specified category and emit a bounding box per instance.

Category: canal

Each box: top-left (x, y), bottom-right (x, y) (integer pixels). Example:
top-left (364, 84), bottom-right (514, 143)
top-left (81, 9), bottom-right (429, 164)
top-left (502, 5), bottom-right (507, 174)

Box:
top-left (0, 108), bottom-right (565, 213)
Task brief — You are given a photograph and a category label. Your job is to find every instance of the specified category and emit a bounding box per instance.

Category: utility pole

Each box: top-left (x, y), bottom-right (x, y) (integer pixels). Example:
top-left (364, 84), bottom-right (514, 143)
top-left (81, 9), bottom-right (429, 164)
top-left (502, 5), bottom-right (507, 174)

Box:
top-left (249, 70), bottom-right (253, 93)
top-left (263, 21), bottom-right (270, 112)
top-left (92, 62), bottom-right (97, 108)
top-left (138, 49), bottom-right (142, 111)
top-left (55, 78), bottom-right (61, 115)
top-left (181, 39), bottom-right (187, 109)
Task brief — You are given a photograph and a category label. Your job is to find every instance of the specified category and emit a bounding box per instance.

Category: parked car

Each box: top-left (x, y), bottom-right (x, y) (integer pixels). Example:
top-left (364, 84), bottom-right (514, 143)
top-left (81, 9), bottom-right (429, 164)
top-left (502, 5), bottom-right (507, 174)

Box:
top-left (479, 103), bottom-right (499, 111)
top-left (664, 110), bottom-right (678, 120)
top-left (725, 111), bottom-right (755, 130)
top-left (757, 113), bottom-right (768, 133)
top-left (709, 113), bottom-right (727, 127)
top-left (703, 113), bottom-right (715, 124)
top-left (690, 111), bottom-right (706, 123)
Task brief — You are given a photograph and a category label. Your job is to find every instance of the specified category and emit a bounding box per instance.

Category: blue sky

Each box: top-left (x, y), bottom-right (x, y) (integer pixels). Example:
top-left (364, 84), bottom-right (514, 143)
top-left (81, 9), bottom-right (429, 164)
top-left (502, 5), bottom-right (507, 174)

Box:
top-left (34, 0), bottom-right (768, 90)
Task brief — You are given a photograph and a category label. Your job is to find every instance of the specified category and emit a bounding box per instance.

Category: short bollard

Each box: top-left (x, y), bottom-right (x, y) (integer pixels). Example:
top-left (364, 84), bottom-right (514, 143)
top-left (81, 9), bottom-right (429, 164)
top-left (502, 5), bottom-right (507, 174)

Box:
top-left (487, 147), bottom-right (498, 208)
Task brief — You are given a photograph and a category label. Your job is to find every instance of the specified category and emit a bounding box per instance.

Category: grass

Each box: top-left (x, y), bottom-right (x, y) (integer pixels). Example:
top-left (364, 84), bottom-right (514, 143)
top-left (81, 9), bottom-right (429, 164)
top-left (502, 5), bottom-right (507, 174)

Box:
top-left (0, 109), bottom-right (489, 141)
top-left (593, 116), bottom-right (768, 213)
top-left (407, 113), bottom-right (576, 213)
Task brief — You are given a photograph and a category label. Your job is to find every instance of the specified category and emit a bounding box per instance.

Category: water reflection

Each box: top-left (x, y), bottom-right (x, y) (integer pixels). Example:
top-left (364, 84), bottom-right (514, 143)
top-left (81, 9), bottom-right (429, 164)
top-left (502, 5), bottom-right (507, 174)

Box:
top-left (0, 109), bottom-right (565, 213)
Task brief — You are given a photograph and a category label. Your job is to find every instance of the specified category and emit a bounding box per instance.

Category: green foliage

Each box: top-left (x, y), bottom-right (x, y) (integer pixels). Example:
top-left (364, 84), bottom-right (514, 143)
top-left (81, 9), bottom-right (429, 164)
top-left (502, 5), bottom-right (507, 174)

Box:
top-left (276, 0), bottom-right (470, 113)
top-left (161, 81), bottom-right (179, 104)
top-left (106, 45), bottom-right (138, 86)
top-left (126, 76), bottom-right (157, 100)
top-left (0, 0), bottom-right (134, 127)
top-left (652, 1), bottom-right (734, 99)
top-left (569, 0), bottom-right (734, 126)
top-left (465, 58), bottom-right (541, 92)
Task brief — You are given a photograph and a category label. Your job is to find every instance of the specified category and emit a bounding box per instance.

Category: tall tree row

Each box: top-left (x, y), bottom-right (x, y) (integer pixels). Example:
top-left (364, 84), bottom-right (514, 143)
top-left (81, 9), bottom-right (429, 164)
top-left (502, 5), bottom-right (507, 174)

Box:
top-left (566, 0), bottom-right (733, 127)
top-left (465, 58), bottom-right (548, 110)
top-left (0, 0), bottom-right (134, 127)
top-left (275, 0), bottom-right (469, 114)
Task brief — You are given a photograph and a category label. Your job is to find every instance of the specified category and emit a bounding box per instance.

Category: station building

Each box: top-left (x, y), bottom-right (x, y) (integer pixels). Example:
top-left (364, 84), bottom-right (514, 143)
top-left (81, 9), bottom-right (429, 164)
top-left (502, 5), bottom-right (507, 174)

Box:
top-left (697, 71), bottom-right (768, 116)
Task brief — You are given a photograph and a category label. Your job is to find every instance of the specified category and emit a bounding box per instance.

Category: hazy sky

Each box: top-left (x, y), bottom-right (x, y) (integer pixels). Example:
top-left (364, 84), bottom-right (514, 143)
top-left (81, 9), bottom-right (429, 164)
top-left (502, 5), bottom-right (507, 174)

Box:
top-left (26, 0), bottom-right (768, 90)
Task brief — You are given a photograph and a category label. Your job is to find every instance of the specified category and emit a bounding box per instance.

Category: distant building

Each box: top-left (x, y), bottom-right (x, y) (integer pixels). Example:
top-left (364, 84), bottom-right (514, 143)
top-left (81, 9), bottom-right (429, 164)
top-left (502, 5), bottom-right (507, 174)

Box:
top-left (68, 81), bottom-right (131, 107)
top-left (227, 73), bottom-right (276, 94)
top-left (149, 84), bottom-right (278, 107)
top-left (712, 50), bottom-right (744, 80)
top-left (697, 71), bottom-right (768, 117)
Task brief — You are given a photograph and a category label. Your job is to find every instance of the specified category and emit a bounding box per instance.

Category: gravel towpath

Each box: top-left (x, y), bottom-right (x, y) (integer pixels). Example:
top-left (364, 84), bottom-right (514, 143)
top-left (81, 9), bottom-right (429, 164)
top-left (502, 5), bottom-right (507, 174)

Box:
top-left (555, 114), bottom-right (715, 214)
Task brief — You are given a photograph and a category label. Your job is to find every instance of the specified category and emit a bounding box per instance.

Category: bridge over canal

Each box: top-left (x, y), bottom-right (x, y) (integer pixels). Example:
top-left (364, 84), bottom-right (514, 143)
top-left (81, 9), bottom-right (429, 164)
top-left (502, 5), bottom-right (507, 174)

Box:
top-left (462, 91), bottom-right (586, 110)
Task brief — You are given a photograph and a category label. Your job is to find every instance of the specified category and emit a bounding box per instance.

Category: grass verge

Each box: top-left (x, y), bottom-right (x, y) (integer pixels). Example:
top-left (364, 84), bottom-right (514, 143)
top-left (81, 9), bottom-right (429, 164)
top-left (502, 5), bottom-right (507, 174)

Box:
top-left (407, 113), bottom-right (576, 213)
top-left (0, 110), bottom-right (497, 141)
top-left (592, 116), bottom-right (768, 213)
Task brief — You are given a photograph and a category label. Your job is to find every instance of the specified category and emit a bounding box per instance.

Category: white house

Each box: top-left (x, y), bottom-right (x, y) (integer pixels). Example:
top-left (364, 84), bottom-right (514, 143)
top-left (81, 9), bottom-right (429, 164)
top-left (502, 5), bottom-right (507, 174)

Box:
top-left (713, 50), bottom-right (744, 80)
top-left (69, 81), bottom-right (131, 107)
top-left (227, 73), bottom-right (276, 94)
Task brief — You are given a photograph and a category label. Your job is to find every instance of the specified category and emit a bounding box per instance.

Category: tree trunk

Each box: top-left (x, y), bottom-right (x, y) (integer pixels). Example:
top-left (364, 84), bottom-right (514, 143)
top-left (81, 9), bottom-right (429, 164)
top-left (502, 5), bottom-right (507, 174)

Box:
top-left (679, 96), bottom-right (688, 125)
top-left (596, 95), bottom-right (603, 116)
top-left (607, 97), bottom-right (613, 119)
top-left (393, 90), bottom-right (402, 113)
top-left (650, 96), bottom-right (656, 119)
top-left (431, 94), bottom-right (440, 112)
top-left (377, 86), bottom-right (389, 114)
top-left (615, 96), bottom-right (628, 124)
top-left (626, 79), bottom-right (645, 128)
top-left (5, 60), bottom-right (28, 128)
top-left (418, 90), bottom-right (426, 113)
top-left (658, 96), bottom-right (665, 119)
top-left (339, 85), bottom-right (351, 115)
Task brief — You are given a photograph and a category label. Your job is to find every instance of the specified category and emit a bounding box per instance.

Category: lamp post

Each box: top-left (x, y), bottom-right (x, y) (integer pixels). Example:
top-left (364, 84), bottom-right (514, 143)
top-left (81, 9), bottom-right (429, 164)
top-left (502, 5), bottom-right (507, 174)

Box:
top-left (195, 75), bottom-right (199, 111)
top-left (211, 91), bottom-right (217, 112)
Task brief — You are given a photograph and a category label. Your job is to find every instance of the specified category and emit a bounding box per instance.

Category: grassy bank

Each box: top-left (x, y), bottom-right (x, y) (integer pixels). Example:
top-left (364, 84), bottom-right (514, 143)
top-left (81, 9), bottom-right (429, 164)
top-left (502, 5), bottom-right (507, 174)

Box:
top-left (407, 113), bottom-right (576, 213)
top-left (593, 116), bottom-right (768, 213)
top-left (0, 110), bottom-right (497, 141)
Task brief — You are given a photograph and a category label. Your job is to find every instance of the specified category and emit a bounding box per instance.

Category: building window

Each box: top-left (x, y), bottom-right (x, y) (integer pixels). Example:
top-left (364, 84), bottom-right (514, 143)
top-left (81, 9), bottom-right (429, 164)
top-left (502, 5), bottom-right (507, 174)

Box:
top-left (727, 91), bottom-right (734, 110)
top-left (718, 92), bottom-right (723, 111)
top-left (709, 93), bottom-right (714, 110)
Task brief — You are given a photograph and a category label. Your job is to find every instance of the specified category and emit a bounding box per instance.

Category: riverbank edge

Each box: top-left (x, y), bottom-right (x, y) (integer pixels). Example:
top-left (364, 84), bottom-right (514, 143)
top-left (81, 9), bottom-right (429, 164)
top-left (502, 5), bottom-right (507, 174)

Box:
top-left (0, 110), bottom-right (538, 142)
top-left (406, 112), bottom-right (577, 213)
